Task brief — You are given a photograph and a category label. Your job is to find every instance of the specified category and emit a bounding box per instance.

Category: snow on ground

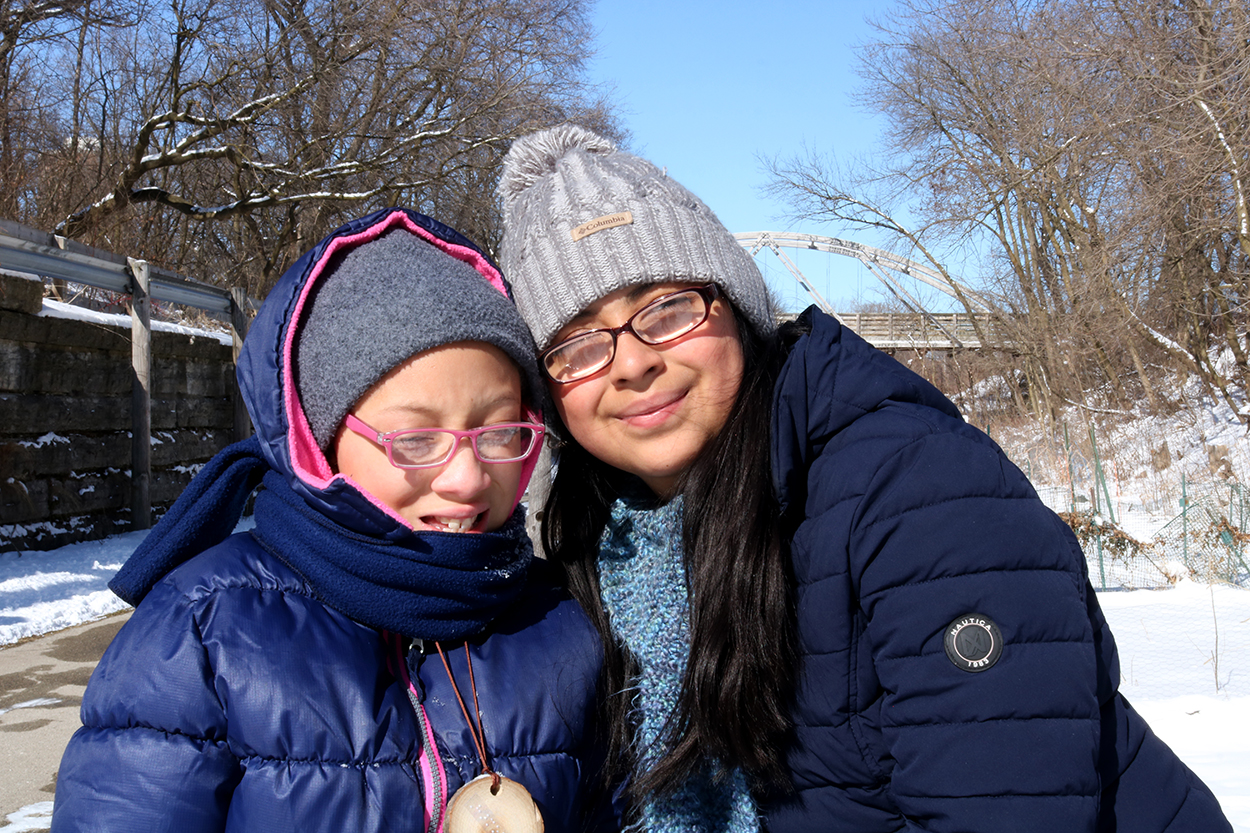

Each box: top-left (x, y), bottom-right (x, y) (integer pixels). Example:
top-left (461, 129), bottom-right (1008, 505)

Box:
top-left (0, 535), bottom-right (135, 645)
top-left (1, 515), bottom-right (1247, 829)
top-left (0, 804), bottom-right (52, 833)
top-left (1099, 580), bottom-right (1250, 828)
top-left (39, 298), bottom-right (234, 345)
top-left (3, 371), bottom-right (1250, 827)
top-left (0, 519), bottom-right (254, 646)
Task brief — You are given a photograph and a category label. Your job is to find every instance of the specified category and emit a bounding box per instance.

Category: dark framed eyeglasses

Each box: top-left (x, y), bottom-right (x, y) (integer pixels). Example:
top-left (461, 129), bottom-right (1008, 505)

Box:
top-left (541, 283), bottom-right (722, 383)
top-left (343, 414), bottom-right (544, 470)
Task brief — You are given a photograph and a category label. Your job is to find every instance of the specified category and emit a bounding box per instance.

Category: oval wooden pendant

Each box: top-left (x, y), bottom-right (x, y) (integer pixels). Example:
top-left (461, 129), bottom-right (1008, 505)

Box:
top-left (445, 774), bottom-right (544, 833)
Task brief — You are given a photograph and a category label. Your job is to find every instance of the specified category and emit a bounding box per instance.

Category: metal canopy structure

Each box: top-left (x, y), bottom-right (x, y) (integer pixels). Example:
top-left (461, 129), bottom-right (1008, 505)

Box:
top-left (735, 231), bottom-right (992, 350)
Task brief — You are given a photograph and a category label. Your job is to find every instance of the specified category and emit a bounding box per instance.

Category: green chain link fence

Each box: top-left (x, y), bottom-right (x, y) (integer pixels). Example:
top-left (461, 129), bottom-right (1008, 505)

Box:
top-left (1001, 421), bottom-right (1250, 590)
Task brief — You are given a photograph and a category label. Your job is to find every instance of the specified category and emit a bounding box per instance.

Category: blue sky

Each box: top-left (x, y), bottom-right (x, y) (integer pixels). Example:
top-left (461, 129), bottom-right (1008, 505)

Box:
top-left (587, 0), bottom-right (900, 312)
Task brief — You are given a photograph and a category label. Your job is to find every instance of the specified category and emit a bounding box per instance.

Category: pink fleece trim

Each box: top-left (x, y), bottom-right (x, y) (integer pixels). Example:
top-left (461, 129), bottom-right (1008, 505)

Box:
top-left (515, 408), bottom-right (544, 508)
top-left (282, 210), bottom-right (525, 527)
top-left (415, 699), bottom-right (449, 831)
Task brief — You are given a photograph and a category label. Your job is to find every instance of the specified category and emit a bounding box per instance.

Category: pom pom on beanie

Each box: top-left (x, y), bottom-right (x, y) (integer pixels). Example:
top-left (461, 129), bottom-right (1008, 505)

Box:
top-left (497, 124), bottom-right (775, 350)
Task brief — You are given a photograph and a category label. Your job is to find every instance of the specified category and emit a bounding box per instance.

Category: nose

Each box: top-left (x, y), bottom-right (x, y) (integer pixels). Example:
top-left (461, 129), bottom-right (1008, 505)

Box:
top-left (429, 438), bottom-right (491, 499)
top-left (609, 330), bottom-right (664, 386)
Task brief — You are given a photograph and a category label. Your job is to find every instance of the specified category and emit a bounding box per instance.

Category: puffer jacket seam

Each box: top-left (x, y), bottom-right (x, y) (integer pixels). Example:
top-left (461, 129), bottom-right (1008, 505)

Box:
top-left (805, 387), bottom-right (953, 444)
top-left (884, 716), bottom-right (1094, 729)
top-left (823, 427), bottom-right (896, 785)
top-left (892, 791), bottom-right (1095, 801)
top-left (489, 750), bottom-right (580, 760)
top-left (157, 537), bottom-right (316, 604)
top-left (788, 716), bottom-right (852, 729)
top-left (169, 574), bottom-right (315, 604)
top-left (1106, 711), bottom-right (1149, 780)
top-left (862, 566), bottom-right (1085, 599)
top-left (858, 492), bottom-right (1046, 532)
top-left (792, 572), bottom-right (850, 589)
top-left (189, 589), bottom-right (230, 721)
top-left (812, 403), bottom-right (948, 472)
top-left (787, 780), bottom-right (892, 796)
top-left (847, 607), bottom-right (887, 781)
top-left (875, 637), bottom-right (1092, 663)
top-left (800, 646), bottom-right (849, 656)
top-left (236, 754), bottom-right (415, 767)
top-left (74, 721), bottom-right (232, 749)
top-left (1158, 778), bottom-right (1198, 832)
top-left (427, 749), bottom-right (583, 772)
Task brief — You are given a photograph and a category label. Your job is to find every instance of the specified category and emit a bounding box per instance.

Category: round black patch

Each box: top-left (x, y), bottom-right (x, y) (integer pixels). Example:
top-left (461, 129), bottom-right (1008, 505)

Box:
top-left (943, 613), bottom-right (1003, 672)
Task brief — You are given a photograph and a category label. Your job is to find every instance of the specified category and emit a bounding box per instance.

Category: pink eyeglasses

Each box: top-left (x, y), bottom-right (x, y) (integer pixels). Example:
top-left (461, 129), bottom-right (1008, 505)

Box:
top-left (343, 414), bottom-right (544, 470)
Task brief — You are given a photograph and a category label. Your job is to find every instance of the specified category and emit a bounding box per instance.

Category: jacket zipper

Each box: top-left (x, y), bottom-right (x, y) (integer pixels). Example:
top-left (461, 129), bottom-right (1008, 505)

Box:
top-left (390, 634), bottom-right (448, 833)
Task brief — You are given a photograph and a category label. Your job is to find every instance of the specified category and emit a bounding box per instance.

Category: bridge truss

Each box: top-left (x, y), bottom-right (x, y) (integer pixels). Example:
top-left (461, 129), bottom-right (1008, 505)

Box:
top-left (735, 231), bottom-right (995, 351)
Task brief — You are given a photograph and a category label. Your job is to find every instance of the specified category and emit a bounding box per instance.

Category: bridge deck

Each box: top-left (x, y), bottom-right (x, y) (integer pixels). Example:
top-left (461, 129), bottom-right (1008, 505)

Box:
top-left (784, 312), bottom-right (1000, 350)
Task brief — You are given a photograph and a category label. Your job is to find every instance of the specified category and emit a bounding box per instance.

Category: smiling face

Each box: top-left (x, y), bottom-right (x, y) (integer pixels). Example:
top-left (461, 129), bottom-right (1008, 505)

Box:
top-left (331, 342), bottom-right (525, 533)
top-left (547, 282), bottom-right (744, 498)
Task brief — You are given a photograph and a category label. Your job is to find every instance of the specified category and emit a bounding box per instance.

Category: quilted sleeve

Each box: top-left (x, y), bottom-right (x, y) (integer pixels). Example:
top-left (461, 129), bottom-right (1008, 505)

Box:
top-left (847, 419), bottom-right (1101, 832)
top-left (51, 578), bottom-right (241, 832)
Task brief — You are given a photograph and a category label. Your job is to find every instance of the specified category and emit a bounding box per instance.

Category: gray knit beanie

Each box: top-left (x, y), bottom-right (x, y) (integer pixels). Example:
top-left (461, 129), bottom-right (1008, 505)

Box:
top-left (295, 227), bottom-right (543, 449)
top-left (496, 124), bottom-right (775, 350)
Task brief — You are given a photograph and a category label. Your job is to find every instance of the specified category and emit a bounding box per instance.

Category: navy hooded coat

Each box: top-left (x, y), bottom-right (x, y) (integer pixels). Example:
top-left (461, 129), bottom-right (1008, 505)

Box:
top-left (761, 309), bottom-right (1230, 832)
top-left (51, 210), bottom-right (615, 833)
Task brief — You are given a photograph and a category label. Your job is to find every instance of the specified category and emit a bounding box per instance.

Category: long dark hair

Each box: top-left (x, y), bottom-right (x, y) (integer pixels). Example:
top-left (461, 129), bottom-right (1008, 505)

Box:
top-left (541, 302), bottom-right (799, 800)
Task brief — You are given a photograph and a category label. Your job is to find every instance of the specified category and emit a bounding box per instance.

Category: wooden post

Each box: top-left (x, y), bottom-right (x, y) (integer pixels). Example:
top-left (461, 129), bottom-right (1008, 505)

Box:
top-left (230, 286), bottom-right (253, 441)
top-left (127, 257), bottom-right (152, 530)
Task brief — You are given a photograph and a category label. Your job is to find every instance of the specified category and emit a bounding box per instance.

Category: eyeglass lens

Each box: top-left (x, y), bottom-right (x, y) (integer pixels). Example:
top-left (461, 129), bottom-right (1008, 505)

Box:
top-left (389, 425), bottom-right (537, 467)
top-left (544, 289), bottom-right (711, 382)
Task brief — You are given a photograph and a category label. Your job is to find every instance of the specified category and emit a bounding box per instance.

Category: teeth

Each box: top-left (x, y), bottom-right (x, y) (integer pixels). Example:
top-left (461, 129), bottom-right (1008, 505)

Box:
top-left (437, 515), bottom-right (478, 532)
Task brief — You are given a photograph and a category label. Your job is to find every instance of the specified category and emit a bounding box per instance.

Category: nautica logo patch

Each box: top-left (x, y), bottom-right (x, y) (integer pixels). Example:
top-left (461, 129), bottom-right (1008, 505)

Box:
top-left (943, 613), bottom-right (1003, 672)
top-left (571, 211), bottom-right (633, 241)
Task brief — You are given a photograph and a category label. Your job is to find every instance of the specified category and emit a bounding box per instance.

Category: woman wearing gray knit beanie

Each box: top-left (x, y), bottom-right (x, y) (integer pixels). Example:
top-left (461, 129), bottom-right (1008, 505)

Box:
top-left (496, 126), bottom-right (1232, 833)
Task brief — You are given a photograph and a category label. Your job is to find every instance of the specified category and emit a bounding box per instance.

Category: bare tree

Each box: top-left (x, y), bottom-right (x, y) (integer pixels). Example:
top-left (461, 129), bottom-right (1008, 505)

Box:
top-left (0, 0), bottom-right (132, 219)
top-left (5, 0), bottom-right (616, 294)
top-left (1090, 0), bottom-right (1250, 405)
top-left (767, 0), bottom-right (1250, 418)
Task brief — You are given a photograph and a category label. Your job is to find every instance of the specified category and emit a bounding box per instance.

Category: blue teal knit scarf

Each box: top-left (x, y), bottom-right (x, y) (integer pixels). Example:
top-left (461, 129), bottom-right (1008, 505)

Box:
top-left (598, 494), bottom-right (759, 833)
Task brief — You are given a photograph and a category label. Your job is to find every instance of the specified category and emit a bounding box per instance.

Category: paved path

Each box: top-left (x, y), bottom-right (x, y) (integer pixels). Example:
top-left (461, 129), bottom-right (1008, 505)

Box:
top-left (0, 612), bottom-right (132, 826)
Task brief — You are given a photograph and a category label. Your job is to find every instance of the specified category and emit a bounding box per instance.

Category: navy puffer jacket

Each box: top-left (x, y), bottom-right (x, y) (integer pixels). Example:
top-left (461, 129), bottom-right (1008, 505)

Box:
top-left (762, 309), bottom-right (1230, 832)
top-left (55, 542), bottom-right (607, 832)
top-left (52, 209), bottom-right (615, 832)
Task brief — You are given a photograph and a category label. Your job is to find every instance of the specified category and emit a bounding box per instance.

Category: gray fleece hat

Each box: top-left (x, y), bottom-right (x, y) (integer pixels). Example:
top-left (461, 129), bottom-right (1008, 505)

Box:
top-left (295, 227), bottom-right (543, 449)
top-left (496, 124), bottom-right (775, 350)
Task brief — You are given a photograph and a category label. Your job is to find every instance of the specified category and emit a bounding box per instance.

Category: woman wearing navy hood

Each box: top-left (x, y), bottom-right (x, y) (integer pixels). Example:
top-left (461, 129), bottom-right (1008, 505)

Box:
top-left (495, 126), bottom-right (1232, 833)
top-left (52, 208), bottom-right (616, 833)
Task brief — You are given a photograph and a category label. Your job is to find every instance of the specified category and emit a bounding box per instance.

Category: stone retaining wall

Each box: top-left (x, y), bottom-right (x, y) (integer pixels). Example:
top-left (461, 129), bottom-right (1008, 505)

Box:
top-left (0, 272), bottom-right (237, 551)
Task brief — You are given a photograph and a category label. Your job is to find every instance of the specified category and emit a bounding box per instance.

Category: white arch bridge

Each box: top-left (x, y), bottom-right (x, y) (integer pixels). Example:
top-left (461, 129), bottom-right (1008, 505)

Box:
top-left (735, 231), bottom-right (1000, 351)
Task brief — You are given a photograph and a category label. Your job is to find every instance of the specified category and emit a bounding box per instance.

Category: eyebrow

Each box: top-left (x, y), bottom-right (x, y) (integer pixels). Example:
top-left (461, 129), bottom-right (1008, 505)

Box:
top-left (627, 284), bottom-right (663, 302)
top-left (566, 283), bottom-right (678, 327)
top-left (565, 308), bottom-right (597, 327)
